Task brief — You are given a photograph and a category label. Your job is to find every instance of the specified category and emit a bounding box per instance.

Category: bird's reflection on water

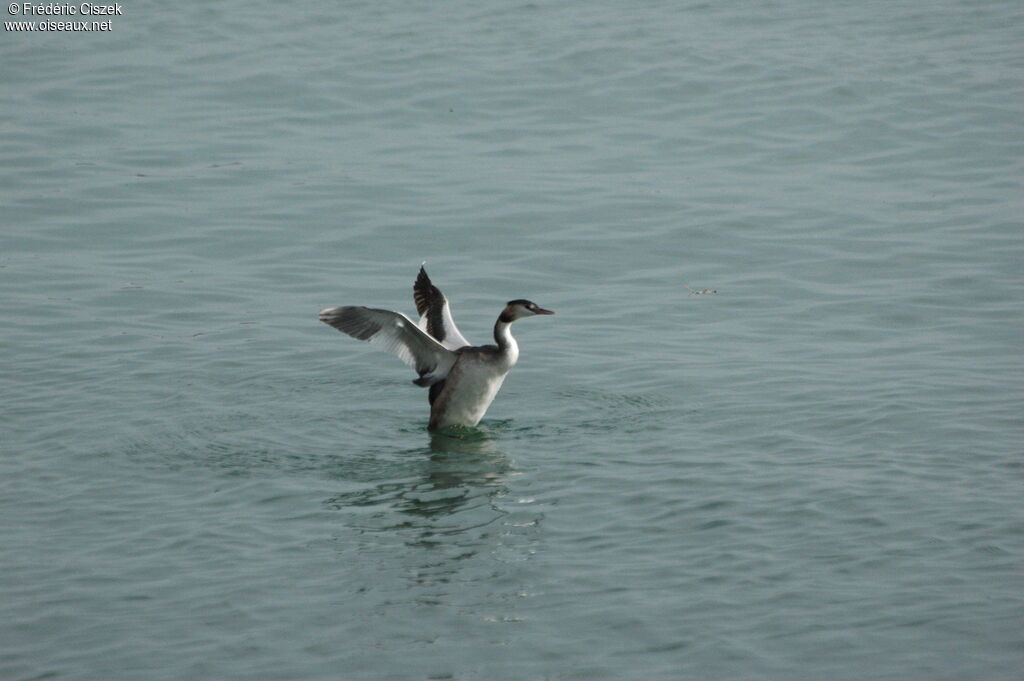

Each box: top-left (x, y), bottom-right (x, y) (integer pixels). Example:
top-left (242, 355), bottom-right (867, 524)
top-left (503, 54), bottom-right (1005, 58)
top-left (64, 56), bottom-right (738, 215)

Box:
top-left (320, 423), bottom-right (544, 614)
top-left (323, 428), bottom-right (517, 537)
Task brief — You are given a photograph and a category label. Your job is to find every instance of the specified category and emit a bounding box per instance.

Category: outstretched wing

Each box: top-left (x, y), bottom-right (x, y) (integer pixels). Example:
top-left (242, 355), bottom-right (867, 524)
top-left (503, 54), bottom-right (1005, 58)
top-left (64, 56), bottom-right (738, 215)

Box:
top-left (319, 306), bottom-right (455, 385)
top-left (413, 265), bottom-right (472, 351)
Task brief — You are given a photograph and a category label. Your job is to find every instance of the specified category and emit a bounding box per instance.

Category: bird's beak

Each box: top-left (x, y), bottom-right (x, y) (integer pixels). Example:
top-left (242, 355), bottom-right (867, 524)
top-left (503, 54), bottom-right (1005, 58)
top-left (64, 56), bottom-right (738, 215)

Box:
top-left (535, 307), bottom-right (555, 315)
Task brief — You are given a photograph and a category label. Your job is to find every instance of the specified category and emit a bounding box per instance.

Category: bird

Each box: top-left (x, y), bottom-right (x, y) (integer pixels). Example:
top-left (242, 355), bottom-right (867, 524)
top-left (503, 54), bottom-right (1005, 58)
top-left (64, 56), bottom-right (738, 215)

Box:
top-left (319, 265), bottom-right (554, 431)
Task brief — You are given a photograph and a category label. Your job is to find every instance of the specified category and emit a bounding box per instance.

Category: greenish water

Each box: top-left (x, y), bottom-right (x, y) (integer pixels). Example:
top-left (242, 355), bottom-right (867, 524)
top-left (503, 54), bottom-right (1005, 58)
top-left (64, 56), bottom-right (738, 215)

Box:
top-left (3, 1), bottom-right (1022, 679)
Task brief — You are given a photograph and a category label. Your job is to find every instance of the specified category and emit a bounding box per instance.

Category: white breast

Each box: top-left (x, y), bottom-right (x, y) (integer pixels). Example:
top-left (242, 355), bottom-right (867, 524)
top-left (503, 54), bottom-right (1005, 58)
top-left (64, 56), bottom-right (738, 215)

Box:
top-left (430, 353), bottom-right (516, 429)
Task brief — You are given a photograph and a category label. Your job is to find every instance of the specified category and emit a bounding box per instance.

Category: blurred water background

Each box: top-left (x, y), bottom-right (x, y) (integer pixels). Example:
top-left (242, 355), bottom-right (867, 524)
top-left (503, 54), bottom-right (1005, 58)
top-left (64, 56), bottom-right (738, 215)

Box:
top-left (2, 1), bottom-right (1022, 679)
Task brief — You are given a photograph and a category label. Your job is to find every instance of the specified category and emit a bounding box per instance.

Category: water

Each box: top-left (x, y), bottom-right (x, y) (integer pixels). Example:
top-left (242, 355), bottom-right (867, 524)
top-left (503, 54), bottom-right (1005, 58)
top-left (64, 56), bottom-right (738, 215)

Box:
top-left (3, 1), bottom-right (1022, 679)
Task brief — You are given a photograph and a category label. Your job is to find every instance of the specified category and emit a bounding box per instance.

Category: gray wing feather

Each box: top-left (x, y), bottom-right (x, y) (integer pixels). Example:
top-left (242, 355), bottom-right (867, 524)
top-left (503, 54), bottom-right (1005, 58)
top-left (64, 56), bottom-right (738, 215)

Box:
top-left (413, 266), bottom-right (472, 350)
top-left (319, 306), bottom-right (455, 382)
top-left (418, 302), bottom-right (471, 351)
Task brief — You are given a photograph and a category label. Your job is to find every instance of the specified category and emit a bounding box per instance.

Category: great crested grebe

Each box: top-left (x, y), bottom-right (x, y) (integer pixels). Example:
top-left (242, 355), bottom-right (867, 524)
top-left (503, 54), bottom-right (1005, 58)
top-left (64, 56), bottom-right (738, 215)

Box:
top-left (319, 266), bottom-right (554, 430)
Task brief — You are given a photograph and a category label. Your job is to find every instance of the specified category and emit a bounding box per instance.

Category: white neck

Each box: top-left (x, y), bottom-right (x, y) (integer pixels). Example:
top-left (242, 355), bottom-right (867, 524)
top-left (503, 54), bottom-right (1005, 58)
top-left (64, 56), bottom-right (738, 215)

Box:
top-left (493, 320), bottom-right (520, 365)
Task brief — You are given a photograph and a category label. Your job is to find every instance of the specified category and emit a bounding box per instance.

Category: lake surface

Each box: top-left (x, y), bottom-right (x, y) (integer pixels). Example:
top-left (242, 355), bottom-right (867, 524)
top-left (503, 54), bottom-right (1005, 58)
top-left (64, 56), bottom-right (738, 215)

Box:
top-left (2, 1), bottom-right (1022, 679)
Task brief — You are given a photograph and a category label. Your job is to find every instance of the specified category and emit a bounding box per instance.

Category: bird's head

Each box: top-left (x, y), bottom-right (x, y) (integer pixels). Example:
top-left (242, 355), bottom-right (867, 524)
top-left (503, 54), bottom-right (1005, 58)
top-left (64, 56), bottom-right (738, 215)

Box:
top-left (500, 299), bottom-right (555, 322)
